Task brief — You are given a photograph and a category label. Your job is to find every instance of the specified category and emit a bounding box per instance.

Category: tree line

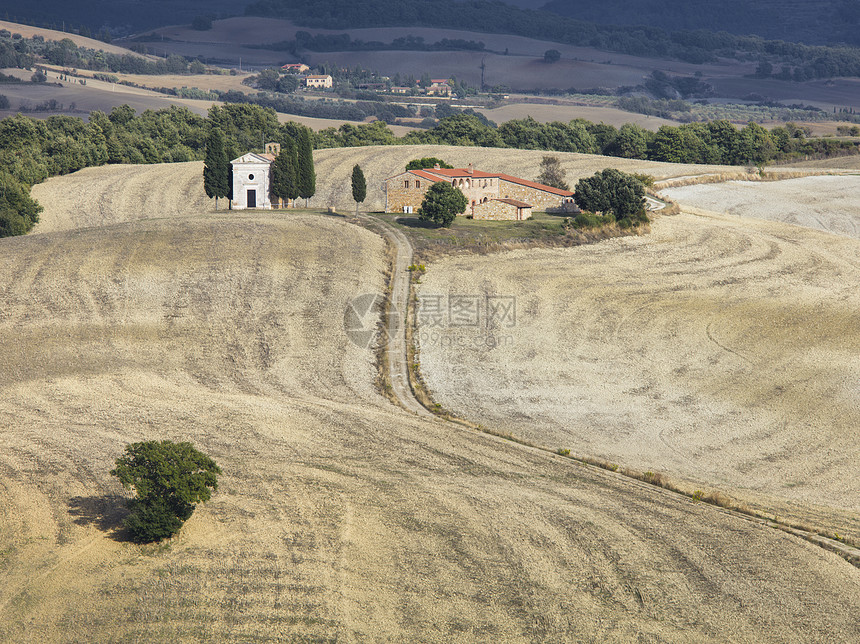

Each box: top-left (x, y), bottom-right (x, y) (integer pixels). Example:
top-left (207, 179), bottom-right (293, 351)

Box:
top-left (1, 101), bottom-right (857, 239)
top-left (255, 31), bottom-right (486, 54)
top-left (0, 30), bottom-right (201, 76)
top-left (401, 113), bottom-right (858, 165)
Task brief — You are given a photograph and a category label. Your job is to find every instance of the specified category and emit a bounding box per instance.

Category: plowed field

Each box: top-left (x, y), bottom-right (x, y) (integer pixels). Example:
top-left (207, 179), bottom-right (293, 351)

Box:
top-left (2, 163), bottom-right (859, 642)
top-left (418, 203), bottom-right (860, 532)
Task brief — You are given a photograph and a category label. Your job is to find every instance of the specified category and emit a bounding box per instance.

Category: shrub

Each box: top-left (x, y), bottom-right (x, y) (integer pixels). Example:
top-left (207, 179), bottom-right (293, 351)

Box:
top-left (572, 213), bottom-right (604, 228)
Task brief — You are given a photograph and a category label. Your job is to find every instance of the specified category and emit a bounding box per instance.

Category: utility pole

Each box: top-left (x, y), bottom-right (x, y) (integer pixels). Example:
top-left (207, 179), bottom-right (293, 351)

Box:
top-left (480, 57), bottom-right (486, 91)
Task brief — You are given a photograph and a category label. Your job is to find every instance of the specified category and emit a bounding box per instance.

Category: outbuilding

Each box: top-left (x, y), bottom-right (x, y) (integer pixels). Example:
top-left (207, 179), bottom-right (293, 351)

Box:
top-left (473, 198), bottom-right (533, 221)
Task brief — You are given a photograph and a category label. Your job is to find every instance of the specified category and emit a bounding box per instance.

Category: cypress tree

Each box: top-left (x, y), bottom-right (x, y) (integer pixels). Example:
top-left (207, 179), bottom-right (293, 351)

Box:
top-left (351, 164), bottom-right (366, 215)
top-left (297, 127), bottom-right (316, 207)
top-left (203, 127), bottom-right (229, 210)
top-left (271, 140), bottom-right (299, 208)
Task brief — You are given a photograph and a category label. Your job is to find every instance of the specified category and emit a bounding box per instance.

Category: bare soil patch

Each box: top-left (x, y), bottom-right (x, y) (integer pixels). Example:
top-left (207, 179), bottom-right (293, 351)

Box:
top-left (662, 175), bottom-right (860, 239)
top-left (2, 163), bottom-right (860, 641)
top-left (417, 208), bottom-right (860, 541)
top-left (144, 17), bottom-right (746, 92)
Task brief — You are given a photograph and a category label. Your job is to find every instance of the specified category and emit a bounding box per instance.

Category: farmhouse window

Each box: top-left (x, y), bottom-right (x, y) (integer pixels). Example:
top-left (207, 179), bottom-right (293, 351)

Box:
top-left (404, 180), bottom-right (409, 188)
top-left (416, 181), bottom-right (420, 188)
top-left (248, 174), bottom-right (255, 180)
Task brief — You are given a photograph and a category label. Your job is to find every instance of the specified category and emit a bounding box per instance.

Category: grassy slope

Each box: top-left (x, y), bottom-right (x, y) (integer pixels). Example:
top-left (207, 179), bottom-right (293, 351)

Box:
top-left (0, 161), bottom-right (858, 641)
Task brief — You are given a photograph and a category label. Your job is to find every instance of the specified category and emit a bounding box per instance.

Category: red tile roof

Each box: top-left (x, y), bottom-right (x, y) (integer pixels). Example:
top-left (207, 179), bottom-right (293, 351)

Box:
top-left (409, 169), bottom-right (445, 182)
top-left (495, 198), bottom-right (532, 208)
top-left (497, 174), bottom-right (574, 197)
top-left (423, 168), bottom-right (501, 179)
top-left (385, 167), bottom-right (575, 198)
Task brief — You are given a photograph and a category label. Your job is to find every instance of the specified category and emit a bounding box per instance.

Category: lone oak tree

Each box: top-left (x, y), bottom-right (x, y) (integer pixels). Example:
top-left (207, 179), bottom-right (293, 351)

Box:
top-left (418, 181), bottom-right (467, 227)
top-left (536, 155), bottom-right (569, 190)
top-left (111, 440), bottom-right (221, 543)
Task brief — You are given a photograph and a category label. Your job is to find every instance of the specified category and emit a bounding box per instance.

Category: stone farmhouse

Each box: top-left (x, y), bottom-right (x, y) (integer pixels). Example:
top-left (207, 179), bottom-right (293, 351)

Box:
top-left (281, 63), bottom-right (310, 73)
top-left (230, 143), bottom-right (281, 210)
top-left (305, 74), bottom-right (333, 88)
top-left (384, 164), bottom-right (577, 220)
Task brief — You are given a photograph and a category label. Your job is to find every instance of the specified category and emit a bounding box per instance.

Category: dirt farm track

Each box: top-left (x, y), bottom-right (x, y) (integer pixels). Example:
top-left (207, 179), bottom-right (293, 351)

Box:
top-left (2, 157), bottom-right (859, 641)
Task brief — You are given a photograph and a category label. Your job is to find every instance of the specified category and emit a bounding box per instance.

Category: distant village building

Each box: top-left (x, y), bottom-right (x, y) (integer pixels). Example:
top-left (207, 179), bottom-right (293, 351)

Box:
top-left (390, 86), bottom-right (411, 94)
top-left (305, 74), bottom-right (333, 88)
top-left (281, 63), bottom-right (310, 73)
top-left (426, 79), bottom-right (452, 96)
top-left (384, 164), bottom-right (577, 219)
top-left (230, 143), bottom-right (280, 210)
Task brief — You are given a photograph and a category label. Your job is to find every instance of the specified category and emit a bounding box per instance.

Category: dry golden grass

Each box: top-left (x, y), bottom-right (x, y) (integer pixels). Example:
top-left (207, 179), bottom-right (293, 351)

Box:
top-left (417, 198), bottom-right (860, 543)
top-left (662, 175), bottom-right (860, 239)
top-left (2, 162), bottom-right (860, 642)
top-left (476, 102), bottom-right (678, 130)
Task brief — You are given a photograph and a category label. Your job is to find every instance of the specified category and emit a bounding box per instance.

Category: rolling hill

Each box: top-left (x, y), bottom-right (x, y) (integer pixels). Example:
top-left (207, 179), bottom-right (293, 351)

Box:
top-left (1, 155), bottom-right (858, 641)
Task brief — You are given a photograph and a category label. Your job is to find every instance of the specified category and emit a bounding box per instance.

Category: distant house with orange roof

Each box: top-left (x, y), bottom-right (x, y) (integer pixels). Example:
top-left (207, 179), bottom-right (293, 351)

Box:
top-left (426, 79), bottom-right (452, 96)
top-left (383, 163), bottom-right (578, 219)
top-left (280, 63), bottom-right (310, 73)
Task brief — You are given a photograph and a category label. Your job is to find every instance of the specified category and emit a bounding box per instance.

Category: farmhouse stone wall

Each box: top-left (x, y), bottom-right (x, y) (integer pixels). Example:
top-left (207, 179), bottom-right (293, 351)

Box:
top-left (384, 167), bottom-right (577, 215)
top-left (385, 172), bottom-right (432, 213)
top-left (450, 176), bottom-right (499, 212)
top-left (473, 199), bottom-right (532, 221)
top-left (498, 179), bottom-right (576, 213)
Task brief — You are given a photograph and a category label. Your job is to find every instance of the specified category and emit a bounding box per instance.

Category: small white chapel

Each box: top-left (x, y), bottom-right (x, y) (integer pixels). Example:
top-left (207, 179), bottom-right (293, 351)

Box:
top-left (230, 142), bottom-right (280, 209)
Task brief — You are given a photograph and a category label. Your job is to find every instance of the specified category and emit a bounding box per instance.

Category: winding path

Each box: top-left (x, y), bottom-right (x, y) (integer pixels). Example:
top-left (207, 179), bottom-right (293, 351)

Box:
top-left (356, 214), bottom-right (434, 418)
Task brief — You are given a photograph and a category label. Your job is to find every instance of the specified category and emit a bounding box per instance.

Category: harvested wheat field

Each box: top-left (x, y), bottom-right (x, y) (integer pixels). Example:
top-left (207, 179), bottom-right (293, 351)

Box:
top-left (475, 102), bottom-right (678, 130)
top-left (0, 20), bottom-right (147, 57)
top-left (3, 163), bottom-right (860, 642)
top-left (417, 204), bottom-right (860, 540)
top-left (662, 175), bottom-right (860, 239)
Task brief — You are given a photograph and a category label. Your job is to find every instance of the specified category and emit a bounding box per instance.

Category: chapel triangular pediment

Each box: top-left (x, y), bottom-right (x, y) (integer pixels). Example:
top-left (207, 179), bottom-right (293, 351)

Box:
top-left (231, 153), bottom-right (271, 165)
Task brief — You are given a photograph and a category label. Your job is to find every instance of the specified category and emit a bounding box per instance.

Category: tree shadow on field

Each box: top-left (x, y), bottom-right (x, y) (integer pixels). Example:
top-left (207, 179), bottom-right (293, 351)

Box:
top-left (395, 216), bottom-right (441, 229)
top-left (68, 494), bottom-right (133, 541)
